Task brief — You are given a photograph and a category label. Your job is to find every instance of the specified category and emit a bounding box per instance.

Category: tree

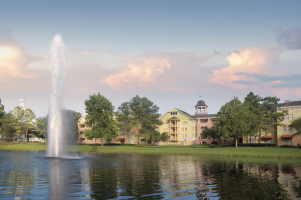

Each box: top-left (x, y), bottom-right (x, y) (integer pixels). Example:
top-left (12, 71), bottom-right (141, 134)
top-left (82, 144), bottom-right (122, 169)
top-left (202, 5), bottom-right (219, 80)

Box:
top-left (36, 116), bottom-right (48, 140)
top-left (116, 102), bottom-right (135, 143)
top-left (85, 93), bottom-right (118, 145)
top-left (201, 127), bottom-right (220, 141)
top-left (12, 106), bottom-right (25, 140)
top-left (243, 92), bottom-right (262, 142)
top-left (22, 108), bottom-right (36, 142)
top-left (217, 97), bottom-right (253, 147)
top-left (160, 132), bottom-right (169, 143)
top-left (0, 98), bottom-right (5, 130)
top-left (289, 118), bottom-right (301, 136)
top-left (128, 95), bottom-right (162, 144)
top-left (0, 112), bottom-right (17, 141)
top-left (62, 109), bottom-right (82, 143)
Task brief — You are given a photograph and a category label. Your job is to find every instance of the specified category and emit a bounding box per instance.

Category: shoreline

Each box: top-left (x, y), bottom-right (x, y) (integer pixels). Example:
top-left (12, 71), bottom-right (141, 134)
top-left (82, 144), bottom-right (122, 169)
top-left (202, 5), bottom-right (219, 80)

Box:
top-left (1, 143), bottom-right (301, 159)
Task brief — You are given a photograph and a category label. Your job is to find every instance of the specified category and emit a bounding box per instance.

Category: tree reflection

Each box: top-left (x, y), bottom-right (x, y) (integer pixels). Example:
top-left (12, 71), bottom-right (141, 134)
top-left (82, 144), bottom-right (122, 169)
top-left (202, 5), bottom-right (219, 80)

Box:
top-left (201, 161), bottom-right (290, 200)
top-left (88, 154), bottom-right (163, 199)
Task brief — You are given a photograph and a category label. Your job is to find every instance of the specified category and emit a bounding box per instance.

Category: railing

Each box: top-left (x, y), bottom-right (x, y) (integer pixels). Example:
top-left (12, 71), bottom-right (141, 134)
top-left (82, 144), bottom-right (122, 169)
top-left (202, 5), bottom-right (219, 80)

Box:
top-left (169, 137), bottom-right (178, 141)
top-left (79, 128), bottom-right (86, 132)
top-left (171, 131), bottom-right (178, 134)
top-left (170, 124), bottom-right (178, 127)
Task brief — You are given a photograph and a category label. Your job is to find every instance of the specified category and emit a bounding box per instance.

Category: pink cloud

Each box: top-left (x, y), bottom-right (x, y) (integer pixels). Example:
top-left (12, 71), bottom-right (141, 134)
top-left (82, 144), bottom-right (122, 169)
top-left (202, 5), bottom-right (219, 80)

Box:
top-left (103, 57), bottom-right (171, 91)
top-left (270, 88), bottom-right (301, 98)
top-left (209, 47), bottom-right (282, 89)
top-left (103, 52), bottom-right (213, 92)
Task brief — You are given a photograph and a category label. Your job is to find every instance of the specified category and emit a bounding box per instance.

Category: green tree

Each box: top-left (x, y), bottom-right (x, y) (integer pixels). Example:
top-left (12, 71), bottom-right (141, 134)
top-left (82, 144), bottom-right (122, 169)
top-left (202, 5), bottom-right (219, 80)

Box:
top-left (243, 92), bottom-right (262, 142)
top-left (201, 127), bottom-right (220, 141)
top-left (116, 102), bottom-right (135, 143)
top-left (160, 132), bottom-right (169, 143)
top-left (0, 112), bottom-right (17, 141)
top-left (35, 116), bottom-right (48, 140)
top-left (288, 118), bottom-right (301, 136)
top-left (22, 108), bottom-right (36, 142)
top-left (217, 97), bottom-right (253, 147)
top-left (85, 93), bottom-right (118, 145)
top-left (128, 95), bottom-right (162, 144)
top-left (62, 109), bottom-right (82, 143)
top-left (0, 98), bottom-right (5, 130)
top-left (12, 106), bottom-right (25, 139)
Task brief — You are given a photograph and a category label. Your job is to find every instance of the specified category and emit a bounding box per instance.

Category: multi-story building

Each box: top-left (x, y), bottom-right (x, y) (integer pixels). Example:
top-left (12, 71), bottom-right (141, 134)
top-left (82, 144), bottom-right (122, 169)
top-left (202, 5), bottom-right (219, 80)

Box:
top-left (159, 99), bottom-right (229, 145)
top-left (275, 100), bottom-right (301, 146)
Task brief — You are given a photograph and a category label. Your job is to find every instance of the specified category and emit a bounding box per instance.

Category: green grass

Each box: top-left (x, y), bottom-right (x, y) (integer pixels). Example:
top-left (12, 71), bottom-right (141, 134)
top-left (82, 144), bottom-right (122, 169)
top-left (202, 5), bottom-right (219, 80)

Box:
top-left (1, 143), bottom-right (301, 159)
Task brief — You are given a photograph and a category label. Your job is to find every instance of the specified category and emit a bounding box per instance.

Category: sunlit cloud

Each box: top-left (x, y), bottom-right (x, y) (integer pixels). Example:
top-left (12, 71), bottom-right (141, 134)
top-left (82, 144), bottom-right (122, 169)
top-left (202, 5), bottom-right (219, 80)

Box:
top-left (103, 57), bottom-right (171, 91)
top-left (209, 47), bottom-right (282, 89)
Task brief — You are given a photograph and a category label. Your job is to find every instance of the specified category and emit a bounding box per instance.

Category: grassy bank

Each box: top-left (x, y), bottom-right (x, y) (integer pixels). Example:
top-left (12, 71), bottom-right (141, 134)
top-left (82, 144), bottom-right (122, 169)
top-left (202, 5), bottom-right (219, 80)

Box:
top-left (1, 143), bottom-right (301, 159)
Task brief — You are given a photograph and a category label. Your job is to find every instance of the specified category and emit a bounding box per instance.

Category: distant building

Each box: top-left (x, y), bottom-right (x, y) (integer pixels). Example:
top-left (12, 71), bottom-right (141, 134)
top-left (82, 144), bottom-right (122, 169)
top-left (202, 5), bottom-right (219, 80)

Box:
top-left (275, 100), bottom-right (301, 146)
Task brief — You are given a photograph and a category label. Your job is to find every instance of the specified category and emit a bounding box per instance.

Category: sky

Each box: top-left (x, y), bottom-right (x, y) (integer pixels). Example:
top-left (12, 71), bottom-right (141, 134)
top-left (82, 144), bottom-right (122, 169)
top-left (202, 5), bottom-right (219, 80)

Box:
top-left (0, 0), bottom-right (301, 117)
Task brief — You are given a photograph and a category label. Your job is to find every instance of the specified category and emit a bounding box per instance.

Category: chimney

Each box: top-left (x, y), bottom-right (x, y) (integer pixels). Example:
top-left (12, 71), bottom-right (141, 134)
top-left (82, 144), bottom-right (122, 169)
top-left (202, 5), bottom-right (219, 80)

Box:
top-left (284, 100), bottom-right (290, 103)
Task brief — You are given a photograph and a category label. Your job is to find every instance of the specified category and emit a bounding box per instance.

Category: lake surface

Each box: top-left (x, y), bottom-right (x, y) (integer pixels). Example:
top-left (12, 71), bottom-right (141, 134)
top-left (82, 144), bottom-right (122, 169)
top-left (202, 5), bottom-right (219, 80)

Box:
top-left (0, 151), bottom-right (301, 200)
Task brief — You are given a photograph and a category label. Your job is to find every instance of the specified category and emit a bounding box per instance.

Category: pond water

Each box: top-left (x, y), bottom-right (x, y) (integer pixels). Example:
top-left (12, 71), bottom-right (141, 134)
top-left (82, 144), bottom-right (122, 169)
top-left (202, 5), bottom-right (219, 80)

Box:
top-left (0, 151), bottom-right (301, 200)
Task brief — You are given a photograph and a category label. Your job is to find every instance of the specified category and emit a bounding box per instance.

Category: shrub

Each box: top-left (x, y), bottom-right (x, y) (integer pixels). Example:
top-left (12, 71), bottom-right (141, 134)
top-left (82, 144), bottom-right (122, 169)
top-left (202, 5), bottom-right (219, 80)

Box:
top-left (135, 144), bottom-right (151, 147)
top-left (39, 142), bottom-right (47, 145)
top-left (281, 145), bottom-right (300, 148)
top-left (233, 143), bottom-right (277, 147)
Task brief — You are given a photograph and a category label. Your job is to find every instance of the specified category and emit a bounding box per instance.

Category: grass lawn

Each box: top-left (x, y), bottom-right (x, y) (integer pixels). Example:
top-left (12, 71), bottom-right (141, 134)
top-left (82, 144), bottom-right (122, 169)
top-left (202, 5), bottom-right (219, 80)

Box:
top-left (1, 143), bottom-right (301, 159)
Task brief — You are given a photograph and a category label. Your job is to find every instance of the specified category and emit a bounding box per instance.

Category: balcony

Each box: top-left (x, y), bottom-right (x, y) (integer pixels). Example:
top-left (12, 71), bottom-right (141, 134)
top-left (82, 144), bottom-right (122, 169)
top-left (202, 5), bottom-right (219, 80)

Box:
top-left (169, 137), bottom-right (178, 141)
top-left (170, 131), bottom-right (178, 134)
top-left (79, 128), bottom-right (86, 132)
top-left (170, 124), bottom-right (178, 127)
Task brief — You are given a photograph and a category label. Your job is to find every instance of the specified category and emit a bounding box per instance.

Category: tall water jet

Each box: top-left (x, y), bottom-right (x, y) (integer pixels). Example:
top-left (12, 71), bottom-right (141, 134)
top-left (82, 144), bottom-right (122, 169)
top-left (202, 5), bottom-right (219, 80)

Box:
top-left (46, 34), bottom-right (67, 157)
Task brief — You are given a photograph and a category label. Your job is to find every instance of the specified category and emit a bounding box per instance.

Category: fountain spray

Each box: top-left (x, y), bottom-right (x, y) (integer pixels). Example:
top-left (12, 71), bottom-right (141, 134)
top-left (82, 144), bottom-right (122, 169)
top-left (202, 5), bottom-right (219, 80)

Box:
top-left (46, 34), bottom-right (67, 157)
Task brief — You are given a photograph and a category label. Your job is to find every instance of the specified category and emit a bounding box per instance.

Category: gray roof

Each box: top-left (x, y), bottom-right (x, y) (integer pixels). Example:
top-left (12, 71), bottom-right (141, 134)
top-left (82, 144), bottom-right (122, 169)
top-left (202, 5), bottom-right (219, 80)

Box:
top-left (175, 108), bottom-right (193, 118)
top-left (191, 114), bottom-right (217, 119)
top-left (276, 100), bottom-right (301, 107)
top-left (167, 116), bottom-right (180, 121)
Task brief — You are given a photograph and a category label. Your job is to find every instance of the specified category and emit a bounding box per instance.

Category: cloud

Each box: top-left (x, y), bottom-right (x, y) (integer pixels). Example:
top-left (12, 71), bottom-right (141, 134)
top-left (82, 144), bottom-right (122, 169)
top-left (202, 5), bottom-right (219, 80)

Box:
top-left (103, 57), bottom-right (171, 90)
top-left (275, 26), bottom-right (301, 49)
top-left (232, 80), bottom-right (254, 85)
top-left (209, 47), bottom-right (282, 89)
top-left (103, 52), bottom-right (214, 92)
top-left (0, 30), bottom-right (36, 80)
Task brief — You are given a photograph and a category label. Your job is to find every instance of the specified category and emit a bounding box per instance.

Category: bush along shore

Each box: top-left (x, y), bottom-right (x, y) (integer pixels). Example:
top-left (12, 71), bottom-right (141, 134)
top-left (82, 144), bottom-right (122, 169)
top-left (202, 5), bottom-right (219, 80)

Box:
top-left (1, 142), bottom-right (301, 159)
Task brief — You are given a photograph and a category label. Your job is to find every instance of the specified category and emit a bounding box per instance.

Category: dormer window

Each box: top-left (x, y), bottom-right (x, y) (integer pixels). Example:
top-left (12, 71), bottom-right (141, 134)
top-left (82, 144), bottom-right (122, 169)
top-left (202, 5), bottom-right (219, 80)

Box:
top-left (171, 112), bottom-right (177, 115)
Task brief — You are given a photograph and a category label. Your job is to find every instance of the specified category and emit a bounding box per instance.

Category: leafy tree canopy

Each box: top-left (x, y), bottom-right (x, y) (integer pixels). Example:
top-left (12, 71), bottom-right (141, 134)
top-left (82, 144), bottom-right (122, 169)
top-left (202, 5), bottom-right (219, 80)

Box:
top-left (289, 118), bottom-right (301, 136)
top-left (85, 93), bottom-right (118, 144)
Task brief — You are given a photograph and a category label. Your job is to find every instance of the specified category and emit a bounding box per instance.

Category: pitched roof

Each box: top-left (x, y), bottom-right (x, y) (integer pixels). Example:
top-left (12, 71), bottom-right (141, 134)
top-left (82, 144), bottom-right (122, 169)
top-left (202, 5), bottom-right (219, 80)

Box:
top-left (175, 108), bottom-right (193, 118)
top-left (167, 116), bottom-right (180, 121)
top-left (276, 100), bottom-right (301, 107)
top-left (191, 114), bottom-right (217, 119)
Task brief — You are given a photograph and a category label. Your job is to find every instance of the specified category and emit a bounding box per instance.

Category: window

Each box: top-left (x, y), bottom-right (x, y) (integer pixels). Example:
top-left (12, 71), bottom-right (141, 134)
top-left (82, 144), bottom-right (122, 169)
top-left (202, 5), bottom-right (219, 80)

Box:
top-left (191, 127), bottom-right (194, 131)
top-left (290, 114), bottom-right (293, 120)
top-left (171, 112), bottom-right (177, 115)
top-left (195, 127), bottom-right (197, 131)
top-left (181, 121), bottom-right (188, 125)
top-left (191, 121), bottom-right (196, 125)
top-left (283, 126), bottom-right (287, 132)
top-left (185, 134), bottom-right (187, 137)
top-left (185, 127), bottom-right (187, 131)
top-left (182, 128), bottom-right (184, 131)
top-left (195, 134), bottom-right (197, 137)
top-left (163, 128), bottom-right (165, 132)
top-left (285, 115), bottom-right (289, 120)
top-left (289, 127), bottom-right (293, 132)
top-left (291, 107), bottom-right (295, 110)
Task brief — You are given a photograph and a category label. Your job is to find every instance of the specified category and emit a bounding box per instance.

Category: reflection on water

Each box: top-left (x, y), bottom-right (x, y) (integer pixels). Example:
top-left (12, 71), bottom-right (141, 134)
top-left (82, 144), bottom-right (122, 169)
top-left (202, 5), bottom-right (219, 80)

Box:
top-left (0, 151), bottom-right (301, 199)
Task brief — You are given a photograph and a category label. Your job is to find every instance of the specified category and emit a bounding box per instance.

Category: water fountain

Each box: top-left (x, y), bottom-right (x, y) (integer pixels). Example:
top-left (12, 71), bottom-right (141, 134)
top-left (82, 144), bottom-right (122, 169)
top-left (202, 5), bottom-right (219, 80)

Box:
top-left (46, 34), bottom-right (67, 157)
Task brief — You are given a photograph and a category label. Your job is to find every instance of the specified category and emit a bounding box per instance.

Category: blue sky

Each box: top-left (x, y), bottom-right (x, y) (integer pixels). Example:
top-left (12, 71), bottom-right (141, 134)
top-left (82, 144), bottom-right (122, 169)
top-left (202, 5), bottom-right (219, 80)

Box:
top-left (1, 0), bottom-right (301, 117)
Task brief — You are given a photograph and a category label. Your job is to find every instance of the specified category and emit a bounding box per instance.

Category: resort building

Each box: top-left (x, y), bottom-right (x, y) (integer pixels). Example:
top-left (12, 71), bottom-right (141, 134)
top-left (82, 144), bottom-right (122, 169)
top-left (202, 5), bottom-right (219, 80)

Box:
top-left (275, 100), bottom-right (301, 146)
top-left (159, 99), bottom-right (232, 145)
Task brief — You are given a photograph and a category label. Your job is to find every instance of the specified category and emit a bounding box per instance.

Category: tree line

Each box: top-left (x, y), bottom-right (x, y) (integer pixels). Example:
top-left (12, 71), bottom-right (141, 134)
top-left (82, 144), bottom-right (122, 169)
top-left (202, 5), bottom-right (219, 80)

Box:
top-left (202, 92), bottom-right (301, 147)
top-left (83, 93), bottom-right (168, 145)
top-left (0, 98), bottom-right (81, 143)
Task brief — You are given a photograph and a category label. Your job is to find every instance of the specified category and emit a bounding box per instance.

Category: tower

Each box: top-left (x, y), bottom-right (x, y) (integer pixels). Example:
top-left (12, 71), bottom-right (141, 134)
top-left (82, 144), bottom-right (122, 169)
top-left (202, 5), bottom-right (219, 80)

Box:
top-left (20, 99), bottom-right (25, 107)
top-left (195, 98), bottom-right (208, 115)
